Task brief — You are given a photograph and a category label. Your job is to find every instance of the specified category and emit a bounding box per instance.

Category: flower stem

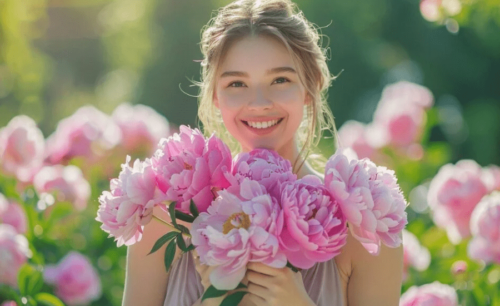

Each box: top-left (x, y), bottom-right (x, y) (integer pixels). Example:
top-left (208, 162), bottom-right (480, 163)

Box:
top-left (152, 214), bottom-right (191, 238)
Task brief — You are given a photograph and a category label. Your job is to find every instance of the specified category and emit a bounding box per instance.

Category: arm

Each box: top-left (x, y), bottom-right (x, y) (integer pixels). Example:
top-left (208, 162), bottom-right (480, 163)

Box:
top-left (343, 230), bottom-right (404, 306)
top-left (122, 205), bottom-right (184, 306)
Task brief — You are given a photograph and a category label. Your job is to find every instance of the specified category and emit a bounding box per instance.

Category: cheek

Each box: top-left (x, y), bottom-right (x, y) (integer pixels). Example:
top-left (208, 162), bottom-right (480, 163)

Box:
top-left (271, 86), bottom-right (305, 125)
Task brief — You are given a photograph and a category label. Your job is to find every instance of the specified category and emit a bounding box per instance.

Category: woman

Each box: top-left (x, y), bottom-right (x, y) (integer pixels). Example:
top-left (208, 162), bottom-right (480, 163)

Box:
top-left (123, 0), bottom-right (404, 305)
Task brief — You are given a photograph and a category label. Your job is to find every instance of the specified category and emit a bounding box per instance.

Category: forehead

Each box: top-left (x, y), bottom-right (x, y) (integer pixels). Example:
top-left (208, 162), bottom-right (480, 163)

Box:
top-left (218, 35), bottom-right (295, 74)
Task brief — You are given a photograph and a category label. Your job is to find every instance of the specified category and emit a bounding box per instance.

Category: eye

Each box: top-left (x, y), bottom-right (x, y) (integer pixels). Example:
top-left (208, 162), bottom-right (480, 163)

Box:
top-left (273, 77), bottom-right (290, 84)
top-left (228, 81), bottom-right (246, 88)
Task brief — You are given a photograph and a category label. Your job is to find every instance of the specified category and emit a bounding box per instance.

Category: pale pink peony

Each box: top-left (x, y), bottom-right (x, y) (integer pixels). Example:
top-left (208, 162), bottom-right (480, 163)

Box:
top-left (112, 103), bottom-right (170, 154)
top-left (33, 165), bottom-right (91, 211)
top-left (152, 126), bottom-right (232, 213)
top-left (0, 115), bottom-right (45, 182)
top-left (378, 81), bottom-right (434, 110)
top-left (231, 148), bottom-right (296, 199)
top-left (45, 105), bottom-right (122, 164)
top-left (43, 251), bottom-right (101, 306)
top-left (427, 160), bottom-right (489, 244)
top-left (337, 121), bottom-right (376, 160)
top-left (324, 150), bottom-right (408, 255)
top-left (467, 192), bottom-right (500, 264)
top-left (402, 229), bottom-right (430, 282)
top-left (400, 281), bottom-right (458, 306)
top-left (1, 301), bottom-right (17, 306)
top-left (420, 0), bottom-right (462, 22)
top-left (96, 156), bottom-right (164, 247)
top-left (0, 224), bottom-right (32, 288)
top-left (0, 194), bottom-right (27, 234)
top-left (191, 178), bottom-right (286, 290)
top-left (482, 165), bottom-right (500, 193)
top-left (277, 175), bottom-right (347, 269)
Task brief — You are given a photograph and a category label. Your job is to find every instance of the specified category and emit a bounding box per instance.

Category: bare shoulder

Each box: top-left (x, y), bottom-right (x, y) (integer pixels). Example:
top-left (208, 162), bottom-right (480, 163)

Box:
top-left (335, 228), bottom-right (403, 306)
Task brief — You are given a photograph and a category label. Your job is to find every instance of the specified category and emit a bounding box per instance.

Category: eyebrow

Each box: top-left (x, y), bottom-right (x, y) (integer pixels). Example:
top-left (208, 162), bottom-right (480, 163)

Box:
top-left (219, 66), bottom-right (297, 78)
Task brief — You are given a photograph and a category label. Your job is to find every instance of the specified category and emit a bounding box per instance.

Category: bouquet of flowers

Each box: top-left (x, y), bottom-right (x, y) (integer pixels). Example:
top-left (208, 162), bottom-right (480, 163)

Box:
top-left (96, 125), bottom-right (408, 305)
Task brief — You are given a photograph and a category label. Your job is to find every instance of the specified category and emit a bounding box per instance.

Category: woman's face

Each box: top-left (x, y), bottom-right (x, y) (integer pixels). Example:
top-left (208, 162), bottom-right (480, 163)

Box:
top-left (213, 35), bottom-right (310, 153)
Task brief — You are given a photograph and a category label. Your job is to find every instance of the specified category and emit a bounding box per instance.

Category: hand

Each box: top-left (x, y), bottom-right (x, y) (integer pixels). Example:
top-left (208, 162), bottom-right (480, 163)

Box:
top-left (241, 262), bottom-right (315, 306)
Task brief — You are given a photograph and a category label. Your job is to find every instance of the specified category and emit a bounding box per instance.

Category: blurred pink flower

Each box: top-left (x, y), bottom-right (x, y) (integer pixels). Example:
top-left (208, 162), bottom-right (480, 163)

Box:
top-left (44, 251), bottom-right (101, 306)
top-left (0, 224), bottom-right (32, 288)
top-left (277, 175), bottom-right (347, 269)
top-left (400, 281), bottom-right (458, 306)
top-left (420, 0), bottom-right (462, 22)
top-left (231, 148), bottom-right (296, 199)
top-left (428, 160), bottom-right (489, 244)
top-left (152, 126), bottom-right (232, 213)
top-left (468, 192), bottom-right (500, 264)
top-left (402, 229), bottom-right (430, 282)
top-left (191, 178), bottom-right (286, 290)
top-left (33, 165), bottom-right (91, 211)
top-left (0, 115), bottom-right (45, 182)
top-left (379, 81), bottom-right (434, 110)
top-left (112, 103), bottom-right (170, 154)
top-left (96, 156), bottom-right (164, 247)
top-left (1, 301), bottom-right (17, 306)
top-left (482, 165), bottom-right (500, 193)
top-left (337, 120), bottom-right (376, 160)
top-left (324, 150), bottom-right (407, 255)
top-left (0, 194), bottom-right (27, 234)
top-left (45, 105), bottom-right (122, 164)
top-left (451, 260), bottom-right (467, 276)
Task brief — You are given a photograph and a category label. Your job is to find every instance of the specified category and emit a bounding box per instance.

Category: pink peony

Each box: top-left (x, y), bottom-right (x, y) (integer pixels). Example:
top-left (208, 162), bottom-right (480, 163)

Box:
top-left (152, 126), bottom-right (232, 213)
top-left (0, 115), bottom-right (45, 182)
top-left (43, 251), bottom-right (101, 305)
top-left (337, 120), bottom-right (376, 160)
top-left (482, 165), bottom-right (500, 193)
top-left (33, 165), bottom-right (91, 211)
top-left (45, 105), bottom-right (122, 164)
top-left (427, 160), bottom-right (489, 244)
top-left (191, 178), bottom-right (286, 290)
top-left (0, 224), bottom-right (32, 288)
top-left (400, 281), bottom-right (458, 306)
top-left (402, 229), bottom-right (430, 282)
top-left (467, 192), bottom-right (500, 264)
top-left (324, 150), bottom-right (408, 255)
top-left (277, 175), bottom-right (347, 269)
top-left (0, 194), bottom-right (27, 234)
top-left (111, 103), bottom-right (170, 155)
top-left (1, 301), bottom-right (17, 306)
top-left (96, 156), bottom-right (164, 247)
top-left (231, 148), bottom-right (296, 199)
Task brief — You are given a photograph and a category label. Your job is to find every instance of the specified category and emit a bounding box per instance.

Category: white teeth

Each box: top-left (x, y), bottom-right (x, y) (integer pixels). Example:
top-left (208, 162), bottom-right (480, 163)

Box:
top-left (247, 119), bottom-right (279, 129)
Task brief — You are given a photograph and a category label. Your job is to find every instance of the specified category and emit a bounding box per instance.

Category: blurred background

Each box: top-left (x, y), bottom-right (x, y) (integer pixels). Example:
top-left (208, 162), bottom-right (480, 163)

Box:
top-left (1, 0), bottom-right (500, 305)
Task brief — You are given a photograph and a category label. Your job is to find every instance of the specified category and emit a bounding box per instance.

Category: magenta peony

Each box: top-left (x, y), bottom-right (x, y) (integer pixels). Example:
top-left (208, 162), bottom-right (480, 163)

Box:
top-left (0, 115), bottom-right (45, 182)
top-left (96, 156), bottom-right (164, 247)
top-left (324, 150), bottom-right (407, 255)
top-left (43, 251), bottom-right (101, 306)
top-left (0, 224), bottom-right (32, 288)
top-left (402, 229), bottom-right (430, 282)
top-left (231, 148), bottom-right (296, 199)
top-left (45, 105), bottom-right (122, 164)
top-left (467, 192), bottom-right (500, 264)
top-left (400, 281), bottom-right (458, 306)
top-left (191, 178), bottom-right (286, 290)
top-left (33, 165), bottom-right (91, 211)
top-left (112, 103), bottom-right (170, 154)
top-left (0, 194), bottom-right (27, 234)
top-left (277, 175), bottom-right (347, 269)
top-left (427, 160), bottom-right (489, 243)
top-left (152, 126), bottom-right (232, 213)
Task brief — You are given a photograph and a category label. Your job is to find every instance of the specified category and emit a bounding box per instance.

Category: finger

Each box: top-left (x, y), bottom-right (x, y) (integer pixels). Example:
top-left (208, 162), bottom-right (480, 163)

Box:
top-left (244, 292), bottom-right (266, 305)
top-left (246, 270), bottom-right (273, 287)
top-left (247, 261), bottom-right (280, 276)
top-left (247, 282), bottom-right (269, 299)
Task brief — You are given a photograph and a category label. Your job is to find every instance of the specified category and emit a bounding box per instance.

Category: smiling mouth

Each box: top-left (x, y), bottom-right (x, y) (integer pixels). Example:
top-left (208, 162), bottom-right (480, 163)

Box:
top-left (241, 118), bottom-right (284, 129)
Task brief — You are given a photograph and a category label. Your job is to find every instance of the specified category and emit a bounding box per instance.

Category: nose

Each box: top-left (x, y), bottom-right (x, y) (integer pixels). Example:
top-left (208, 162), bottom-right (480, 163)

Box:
top-left (247, 89), bottom-right (273, 111)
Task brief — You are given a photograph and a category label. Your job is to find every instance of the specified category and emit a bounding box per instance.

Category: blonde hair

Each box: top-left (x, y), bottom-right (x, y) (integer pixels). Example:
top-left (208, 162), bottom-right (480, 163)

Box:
top-left (193, 0), bottom-right (339, 172)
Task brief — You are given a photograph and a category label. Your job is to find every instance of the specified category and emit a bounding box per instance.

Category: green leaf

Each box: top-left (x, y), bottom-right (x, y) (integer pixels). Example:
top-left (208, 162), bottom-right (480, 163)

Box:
top-left (220, 291), bottom-right (248, 306)
top-left (174, 210), bottom-right (195, 223)
top-left (286, 261), bottom-right (299, 273)
top-left (169, 202), bottom-right (178, 228)
top-left (164, 239), bottom-right (177, 272)
top-left (176, 234), bottom-right (187, 251)
top-left (177, 224), bottom-right (190, 235)
top-left (148, 231), bottom-right (178, 255)
top-left (185, 244), bottom-right (195, 252)
top-left (189, 200), bottom-right (199, 218)
top-left (34, 293), bottom-right (65, 306)
top-left (201, 285), bottom-right (228, 302)
top-left (18, 264), bottom-right (43, 296)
